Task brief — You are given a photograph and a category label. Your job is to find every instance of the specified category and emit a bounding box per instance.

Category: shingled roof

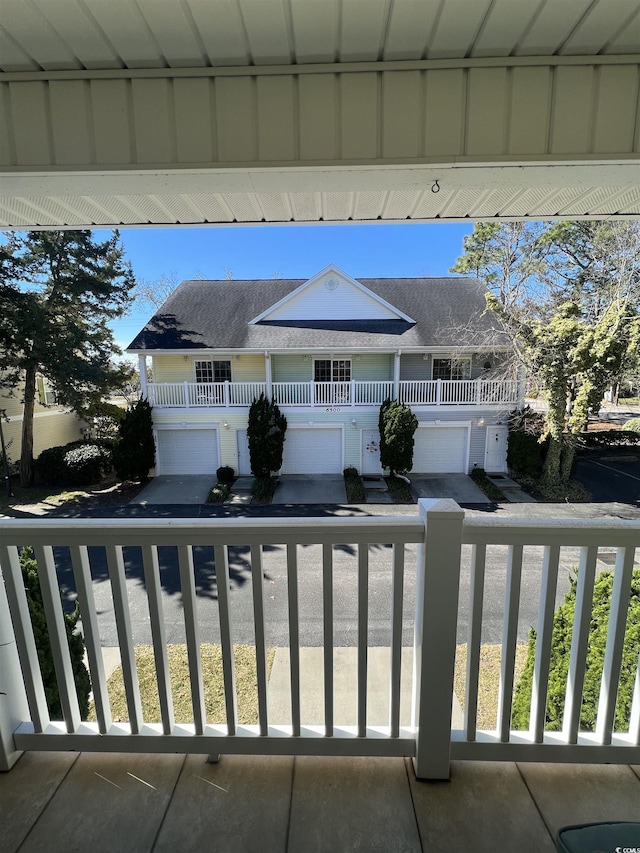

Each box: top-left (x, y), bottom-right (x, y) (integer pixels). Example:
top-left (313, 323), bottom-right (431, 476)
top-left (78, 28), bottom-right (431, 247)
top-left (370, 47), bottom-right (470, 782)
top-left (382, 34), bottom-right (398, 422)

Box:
top-left (127, 277), bottom-right (509, 351)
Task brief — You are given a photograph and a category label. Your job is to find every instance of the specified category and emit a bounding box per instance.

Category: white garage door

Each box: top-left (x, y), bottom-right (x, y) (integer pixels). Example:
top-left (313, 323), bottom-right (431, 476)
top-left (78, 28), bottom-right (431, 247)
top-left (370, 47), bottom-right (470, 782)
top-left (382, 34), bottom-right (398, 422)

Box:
top-left (280, 428), bottom-right (342, 474)
top-left (156, 429), bottom-right (219, 475)
top-left (412, 427), bottom-right (467, 473)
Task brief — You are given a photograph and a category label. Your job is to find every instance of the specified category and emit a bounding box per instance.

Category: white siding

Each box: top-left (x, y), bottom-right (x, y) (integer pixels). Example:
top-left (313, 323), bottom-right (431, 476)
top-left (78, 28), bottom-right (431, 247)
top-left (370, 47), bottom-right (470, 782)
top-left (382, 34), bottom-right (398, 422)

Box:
top-left (264, 274), bottom-right (401, 321)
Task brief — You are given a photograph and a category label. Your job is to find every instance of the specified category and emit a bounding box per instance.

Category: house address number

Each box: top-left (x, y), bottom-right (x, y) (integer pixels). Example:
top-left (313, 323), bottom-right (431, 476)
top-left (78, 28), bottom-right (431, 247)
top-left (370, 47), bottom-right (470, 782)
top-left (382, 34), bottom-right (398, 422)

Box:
top-left (325, 407), bottom-right (342, 412)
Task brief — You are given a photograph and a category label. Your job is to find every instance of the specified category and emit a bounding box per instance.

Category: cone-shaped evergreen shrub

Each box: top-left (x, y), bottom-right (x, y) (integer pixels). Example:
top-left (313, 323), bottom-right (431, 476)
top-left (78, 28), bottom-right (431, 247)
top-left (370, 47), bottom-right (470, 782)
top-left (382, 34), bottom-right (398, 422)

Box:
top-left (512, 568), bottom-right (640, 732)
top-left (247, 393), bottom-right (287, 477)
top-left (19, 546), bottom-right (91, 720)
top-left (379, 399), bottom-right (418, 475)
top-left (113, 398), bottom-right (155, 481)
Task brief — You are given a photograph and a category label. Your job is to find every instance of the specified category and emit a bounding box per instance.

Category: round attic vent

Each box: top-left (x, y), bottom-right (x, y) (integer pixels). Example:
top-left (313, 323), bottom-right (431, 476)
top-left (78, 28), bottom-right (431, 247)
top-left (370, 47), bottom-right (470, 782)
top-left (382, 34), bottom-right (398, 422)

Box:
top-left (324, 277), bottom-right (339, 291)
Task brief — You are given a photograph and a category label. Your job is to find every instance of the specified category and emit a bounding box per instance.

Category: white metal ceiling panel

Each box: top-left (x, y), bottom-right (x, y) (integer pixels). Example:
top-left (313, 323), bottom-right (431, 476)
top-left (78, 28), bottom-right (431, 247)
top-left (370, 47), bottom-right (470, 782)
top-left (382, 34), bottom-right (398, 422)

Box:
top-left (239, 0), bottom-right (292, 65)
top-left (0, 2), bottom-right (82, 71)
top-left (352, 192), bottom-right (386, 220)
top-left (322, 192), bottom-right (353, 221)
top-left (35, 0), bottom-right (120, 70)
top-left (82, 0), bottom-right (165, 69)
top-left (256, 193), bottom-right (292, 222)
top-left (559, 0), bottom-right (640, 55)
top-left (470, 0), bottom-right (540, 59)
top-left (515, 0), bottom-right (593, 56)
top-left (189, 195), bottom-right (235, 222)
top-left (136, 0), bottom-right (206, 68)
top-left (381, 191), bottom-right (421, 220)
top-left (290, 0), bottom-right (340, 63)
top-left (383, 0), bottom-right (440, 61)
top-left (428, 0), bottom-right (493, 59)
top-left (340, 0), bottom-right (388, 62)
top-left (187, 0), bottom-right (249, 66)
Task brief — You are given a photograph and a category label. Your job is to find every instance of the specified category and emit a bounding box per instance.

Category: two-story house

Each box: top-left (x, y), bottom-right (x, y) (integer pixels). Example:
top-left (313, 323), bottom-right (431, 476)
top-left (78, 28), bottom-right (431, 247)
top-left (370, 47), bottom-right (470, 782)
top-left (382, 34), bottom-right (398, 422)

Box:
top-left (127, 265), bottom-right (522, 478)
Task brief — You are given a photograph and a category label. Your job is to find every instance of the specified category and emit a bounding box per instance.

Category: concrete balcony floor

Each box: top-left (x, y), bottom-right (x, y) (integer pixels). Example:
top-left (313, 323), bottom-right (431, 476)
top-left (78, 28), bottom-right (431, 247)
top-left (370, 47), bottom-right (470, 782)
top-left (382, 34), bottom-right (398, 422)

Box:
top-left (2, 751), bottom-right (639, 853)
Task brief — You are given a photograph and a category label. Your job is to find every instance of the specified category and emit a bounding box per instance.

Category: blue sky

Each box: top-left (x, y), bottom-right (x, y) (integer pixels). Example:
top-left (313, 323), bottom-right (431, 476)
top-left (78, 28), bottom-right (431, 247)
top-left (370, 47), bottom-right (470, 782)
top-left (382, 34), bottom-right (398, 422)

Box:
top-left (108, 222), bottom-right (474, 352)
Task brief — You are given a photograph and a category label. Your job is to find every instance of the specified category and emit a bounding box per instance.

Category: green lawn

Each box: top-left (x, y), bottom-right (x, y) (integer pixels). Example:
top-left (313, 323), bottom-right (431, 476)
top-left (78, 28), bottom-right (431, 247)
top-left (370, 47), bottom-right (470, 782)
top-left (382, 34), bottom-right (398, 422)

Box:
top-left (88, 644), bottom-right (276, 725)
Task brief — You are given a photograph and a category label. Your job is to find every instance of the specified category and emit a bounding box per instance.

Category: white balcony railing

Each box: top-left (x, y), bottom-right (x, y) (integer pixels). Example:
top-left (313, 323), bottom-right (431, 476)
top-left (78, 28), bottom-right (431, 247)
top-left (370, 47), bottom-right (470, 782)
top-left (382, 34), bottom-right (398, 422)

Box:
top-left (147, 379), bottom-right (518, 408)
top-left (1, 503), bottom-right (638, 778)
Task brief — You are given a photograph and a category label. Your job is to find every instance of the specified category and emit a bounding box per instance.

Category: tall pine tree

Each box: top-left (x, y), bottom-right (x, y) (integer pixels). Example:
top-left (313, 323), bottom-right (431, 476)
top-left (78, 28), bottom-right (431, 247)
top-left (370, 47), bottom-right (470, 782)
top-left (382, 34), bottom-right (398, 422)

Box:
top-left (0, 231), bottom-right (135, 486)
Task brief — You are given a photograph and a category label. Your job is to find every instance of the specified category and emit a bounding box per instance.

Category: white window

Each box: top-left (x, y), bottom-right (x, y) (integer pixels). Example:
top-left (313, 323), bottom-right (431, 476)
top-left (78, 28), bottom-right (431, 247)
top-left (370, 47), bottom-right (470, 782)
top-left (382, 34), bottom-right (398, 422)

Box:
top-left (195, 360), bottom-right (232, 383)
top-left (37, 375), bottom-right (57, 405)
top-left (314, 359), bottom-right (351, 382)
top-left (432, 358), bottom-right (471, 381)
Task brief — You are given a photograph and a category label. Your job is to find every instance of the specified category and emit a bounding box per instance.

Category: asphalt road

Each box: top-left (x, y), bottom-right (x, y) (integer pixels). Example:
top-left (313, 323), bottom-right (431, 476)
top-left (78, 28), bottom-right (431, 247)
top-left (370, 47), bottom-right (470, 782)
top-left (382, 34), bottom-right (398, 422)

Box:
top-left (574, 454), bottom-right (640, 506)
top-left (49, 506), bottom-right (594, 648)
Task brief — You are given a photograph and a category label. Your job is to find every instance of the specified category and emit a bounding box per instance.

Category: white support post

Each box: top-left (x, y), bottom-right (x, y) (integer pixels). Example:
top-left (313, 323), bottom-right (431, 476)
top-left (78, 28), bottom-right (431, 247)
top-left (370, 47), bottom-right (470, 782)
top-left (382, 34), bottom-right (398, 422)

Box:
top-left (517, 365), bottom-right (526, 408)
top-left (412, 498), bottom-right (464, 781)
top-left (183, 381), bottom-right (190, 408)
top-left (350, 379), bottom-right (355, 407)
top-left (224, 380), bottom-right (230, 407)
top-left (0, 566), bottom-right (30, 771)
top-left (265, 352), bottom-right (272, 399)
top-left (436, 378), bottom-right (442, 406)
top-left (394, 351), bottom-right (400, 401)
top-left (138, 355), bottom-right (148, 400)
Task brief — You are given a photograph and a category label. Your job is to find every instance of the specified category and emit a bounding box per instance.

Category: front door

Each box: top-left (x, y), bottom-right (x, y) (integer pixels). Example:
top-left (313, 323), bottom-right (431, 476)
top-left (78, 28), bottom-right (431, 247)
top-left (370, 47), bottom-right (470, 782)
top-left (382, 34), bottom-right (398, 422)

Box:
top-left (484, 426), bottom-right (508, 472)
top-left (237, 429), bottom-right (251, 476)
top-left (362, 430), bottom-right (383, 475)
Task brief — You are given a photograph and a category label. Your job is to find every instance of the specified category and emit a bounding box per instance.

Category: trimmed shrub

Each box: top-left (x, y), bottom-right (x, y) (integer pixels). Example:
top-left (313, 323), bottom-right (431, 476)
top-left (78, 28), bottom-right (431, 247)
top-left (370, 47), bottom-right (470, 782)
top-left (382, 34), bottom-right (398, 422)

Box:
top-left (216, 465), bottom-right (235, 485)
top-left (207, 483), bottom-right (229, 504)
top-left (470, 467), bottom-right (505, 501)
top-left (19, 546), bottom-right (91, 720)
top-left (512, 569), bottom-right (640, 732)
top-left (247, 394), bottom-right (287, 477)
top-left (113, 399), bottom-right (155, 481)
top-left (378, 399), bottom-right (418, 476)
top-left (623, 418), bottom-right (640, 433)
top-left (36, 440), bottom-right (113, 486)
top-left (343, 467), bottom-right (365, 502)
top-left (507, 431), bottom-right (547, 476)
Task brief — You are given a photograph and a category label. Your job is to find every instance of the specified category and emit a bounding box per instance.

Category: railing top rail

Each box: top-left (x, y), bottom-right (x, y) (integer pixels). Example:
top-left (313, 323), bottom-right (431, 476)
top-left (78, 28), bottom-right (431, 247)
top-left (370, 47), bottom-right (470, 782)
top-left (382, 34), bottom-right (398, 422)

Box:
top-left (0, 516), bottom-right (425, 547)
top-left (462, 515), bottom-right (640, 548)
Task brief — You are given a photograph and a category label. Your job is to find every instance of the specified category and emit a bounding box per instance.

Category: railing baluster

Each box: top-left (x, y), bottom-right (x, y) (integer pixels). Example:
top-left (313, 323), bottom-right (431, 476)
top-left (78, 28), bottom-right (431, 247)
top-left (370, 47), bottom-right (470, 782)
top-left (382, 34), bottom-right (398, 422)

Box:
top-left (357, 544), bottom-right (369, 738)
top-left (70, 545), bottom-right (111, 734)
top-left (214, 544), bottom-right (238, 735)
top-left (497, 545), bottom-right (523, 741)
top-left (33, 546), bottom-right (80, 733)
top-left (142, 545), bottom-right (174, 735)
top-left (323, 543), bottom-right (333, 737)
top-left (530, 545), bottom-right (560, 743)
top-left (0, 544), bottom-right (49, 732)
top-left (465, 544), bottom-right (486, 741)
top-left (389, 543), bottom-right (404, 738)
top-left (106, 545), bottom-right (143, 733)
top-left (286, 544), bottom-right (301, 737)
top-left (562, 546), bottom-right (597, 744)
top-left (595, 545), bottom-right (636, 745)
top-left (250, 544), bottom-right (269, 736)
top-left (177, 545), bottom-right (205, 734)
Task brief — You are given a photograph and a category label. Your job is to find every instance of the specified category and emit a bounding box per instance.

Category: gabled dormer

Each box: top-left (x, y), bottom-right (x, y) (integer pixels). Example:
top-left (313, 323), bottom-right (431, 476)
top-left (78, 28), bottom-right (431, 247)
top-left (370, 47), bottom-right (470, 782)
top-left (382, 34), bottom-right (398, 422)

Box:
top-left (249, 264), bottom-right (415, 324)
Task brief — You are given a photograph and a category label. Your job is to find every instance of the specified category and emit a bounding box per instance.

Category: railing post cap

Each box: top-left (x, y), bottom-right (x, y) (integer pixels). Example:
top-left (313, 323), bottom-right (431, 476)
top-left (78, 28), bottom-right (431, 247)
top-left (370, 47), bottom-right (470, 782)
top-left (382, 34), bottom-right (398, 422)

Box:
top-left (417, 498), bottom-right (465, 519)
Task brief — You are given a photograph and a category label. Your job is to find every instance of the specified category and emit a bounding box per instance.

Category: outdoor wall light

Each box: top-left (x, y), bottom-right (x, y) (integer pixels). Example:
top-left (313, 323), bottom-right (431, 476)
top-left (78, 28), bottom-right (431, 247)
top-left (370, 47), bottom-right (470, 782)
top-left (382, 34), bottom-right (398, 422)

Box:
top-left (351, 419), bottom-right (357, 428)
top-left (223, 421), bottom-right (229, 429)
top-left (478, 418), bottom-right (485, 426)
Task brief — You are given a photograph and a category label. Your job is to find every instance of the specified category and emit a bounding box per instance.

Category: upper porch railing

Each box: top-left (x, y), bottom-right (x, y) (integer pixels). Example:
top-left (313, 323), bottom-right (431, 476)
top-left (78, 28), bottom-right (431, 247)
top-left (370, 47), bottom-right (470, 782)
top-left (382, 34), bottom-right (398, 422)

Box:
top-left (1, 503), bottom-right (638, 779)
top-left (146, 379), bottom-right (519, 408)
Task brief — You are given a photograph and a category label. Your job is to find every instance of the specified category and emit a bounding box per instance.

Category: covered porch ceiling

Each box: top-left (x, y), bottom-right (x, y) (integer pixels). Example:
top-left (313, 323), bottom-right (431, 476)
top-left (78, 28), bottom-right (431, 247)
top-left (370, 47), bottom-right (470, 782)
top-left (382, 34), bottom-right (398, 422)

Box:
top-left (1, 0), bottom-right (638, 228)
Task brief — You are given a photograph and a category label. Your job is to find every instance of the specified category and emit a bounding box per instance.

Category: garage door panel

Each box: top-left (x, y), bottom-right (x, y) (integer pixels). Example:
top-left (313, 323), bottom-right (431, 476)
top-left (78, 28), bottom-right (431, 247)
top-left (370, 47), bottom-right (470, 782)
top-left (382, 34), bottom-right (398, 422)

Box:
top-left (157, 429), bottom-right (219, 475)
top-left (280, 428), bottom-right (342, 474)
top-left (412, 427), bottom-right (467, 473)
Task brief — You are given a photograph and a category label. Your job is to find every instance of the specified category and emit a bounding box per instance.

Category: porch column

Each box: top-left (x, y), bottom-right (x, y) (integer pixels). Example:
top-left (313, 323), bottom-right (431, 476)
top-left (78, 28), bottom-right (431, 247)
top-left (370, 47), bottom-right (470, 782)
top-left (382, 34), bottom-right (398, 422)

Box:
top-left (517, 364), bottom-right (527, 408)
top-left (412, 498), bottom-right (464, 781)
top-left (265, 351), bottom-right (272, 399)
top-left (393, 351), bottom-right (401, 401)
top-left (0, 553), bottom-right (30, 770)
top-left (138, 355), bottom-right (148, 400)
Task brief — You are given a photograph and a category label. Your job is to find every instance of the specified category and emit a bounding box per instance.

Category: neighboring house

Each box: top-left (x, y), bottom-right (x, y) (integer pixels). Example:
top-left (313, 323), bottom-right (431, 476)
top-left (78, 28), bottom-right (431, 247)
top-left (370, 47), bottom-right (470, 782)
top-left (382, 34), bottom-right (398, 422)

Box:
top-left (127, 265), bottom-right (522, 477)
top-left (0, 374), bottom-right (85, 468)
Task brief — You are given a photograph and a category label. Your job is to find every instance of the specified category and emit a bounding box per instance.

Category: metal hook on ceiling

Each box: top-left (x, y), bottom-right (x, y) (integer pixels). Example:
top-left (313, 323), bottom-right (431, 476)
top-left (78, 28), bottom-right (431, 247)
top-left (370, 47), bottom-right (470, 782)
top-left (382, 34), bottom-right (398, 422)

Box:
top-left (431, 180), bottom-right (440, 194)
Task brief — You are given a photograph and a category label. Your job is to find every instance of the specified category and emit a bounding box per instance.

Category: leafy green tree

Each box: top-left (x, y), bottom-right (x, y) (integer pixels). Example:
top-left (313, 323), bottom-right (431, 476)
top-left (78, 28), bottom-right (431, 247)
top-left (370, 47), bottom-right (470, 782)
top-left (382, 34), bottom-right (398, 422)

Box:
top-left (0, 231), bottom-right (135, 486)
top-left (113, 398), bottom-right (155, 481)
top-left (452, 221), bottom-right (640, 489)
top-left (247, 393), bottom-right (287, 477)
top-left (378, 399), bottom-right (418, 476)
top-left (20, 546), bottom-right (91, 720)
top-left (512, 569), bottom-right (640, 733)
